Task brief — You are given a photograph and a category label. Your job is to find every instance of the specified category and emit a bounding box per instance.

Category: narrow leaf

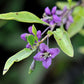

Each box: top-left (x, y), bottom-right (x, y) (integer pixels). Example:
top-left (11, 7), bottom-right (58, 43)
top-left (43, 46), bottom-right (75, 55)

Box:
top-left (68, 7), bottom-right (84, 37)
top-left (53, 29), bottom-right (74, 57)
top-left (3, 48), bottom-right (36, 75)
top-left (32, 25), bottom-right (37, 36)
top-left (32, 25), bottom-right (38, 41)
top-left (0, 11), bottom-right (49, 25)
top-left (27, 35), bottom-right (35, 46)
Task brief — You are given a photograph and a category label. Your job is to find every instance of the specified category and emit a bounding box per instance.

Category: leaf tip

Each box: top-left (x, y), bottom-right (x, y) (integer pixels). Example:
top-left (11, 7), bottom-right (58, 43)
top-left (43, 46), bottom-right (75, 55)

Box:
top-left (28, 69), bottom-right (33, 74)
top-left (68, 49), bottom-right (74, 57)
top-left (3, 69), bottom-right (8, 75)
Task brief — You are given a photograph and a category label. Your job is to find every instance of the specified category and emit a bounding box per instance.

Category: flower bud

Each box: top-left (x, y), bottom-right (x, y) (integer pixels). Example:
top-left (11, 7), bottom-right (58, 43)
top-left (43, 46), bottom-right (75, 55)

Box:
top-left (68, 15), bottom-right (73, 23)
top-left (28, 26), bottom-right (32, 34)
top-left (37, 30), bottom-right (41, 39)
top-left (66, 21), bottom-right (71, 30)
top-left (53, 15), bottom-right (61, 23)
top-left (26, 43), bottom-right (31, 48)
top-left (45, 7), bottom-right (51, 15)
top-left (51, 6), bottom-right (57, 15)
top-left (49, 20), bottom-right (55, 25)
top-left (20, 33), bottom-right (28, 41)
top-left (28, 60), bottom-right (36, 74)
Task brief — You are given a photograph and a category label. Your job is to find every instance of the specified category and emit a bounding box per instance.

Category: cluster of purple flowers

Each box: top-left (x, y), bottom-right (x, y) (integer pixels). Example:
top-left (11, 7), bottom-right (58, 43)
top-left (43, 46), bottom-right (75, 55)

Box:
top-left (34, 43), bottom-right (60, 68)
top-left (42, 6), bottom-right (73, 29)
top-left (21, 26), bottom-right (41, 48)
top-left (20, 6), bottom-right (73, 69)
top-left (56, 6), bottom-right (73, 29)
top-left (42, 6), bottom-right (61, 26)
top-left (21, 26), bottom-right (60, 69)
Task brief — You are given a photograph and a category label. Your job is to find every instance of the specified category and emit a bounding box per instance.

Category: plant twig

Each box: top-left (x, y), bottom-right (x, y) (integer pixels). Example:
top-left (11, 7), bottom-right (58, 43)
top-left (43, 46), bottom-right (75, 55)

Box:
top-left (41, 27), bottom-right (50, 35)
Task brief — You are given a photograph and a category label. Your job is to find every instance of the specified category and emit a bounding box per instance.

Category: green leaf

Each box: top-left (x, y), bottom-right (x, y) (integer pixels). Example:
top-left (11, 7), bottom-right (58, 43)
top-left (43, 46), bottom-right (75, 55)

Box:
top-left (67, 0), bottom-right (72, 7)
top-left (0, 11), bottom-right (49, 25)
top-left (79, 29), bottom-right (84, 36)
top-left (68, 7), bottom-right (84, 37)
top-left (53, 28), bottom-right (74, 57)
top-left (32, 25), bottom-right (38, 41)
top-left (32, 25), bottom-right (37, 36)
top-left (78, 46), bottom-right (84, 54)
top-left (47, 30), bottom-right (53, 36)
top-left (28, 68), bottom-right (33, 74)
top-left (72, 6), bottom-right (81, 16)
top-left (56, 1), bottom-right (76, 9)
top-left (0, 20), bottom-right (7, 27)
top-left (3, 48), bottom-right (36, 75)
top-left (27, 35), bottom-right (35, 46)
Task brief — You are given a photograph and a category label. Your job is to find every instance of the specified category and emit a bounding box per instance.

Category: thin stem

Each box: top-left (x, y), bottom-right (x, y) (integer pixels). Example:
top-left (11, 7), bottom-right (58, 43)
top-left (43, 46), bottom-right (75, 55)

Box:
top-left (40, 34), bottom-right (49, 43)
top-left (40, 24), bottom-right (56, 43)
top-left (37, 46), bottom-right (39, 52)
top-left (41, 27), bottom-right (50, 35)
top-left (47, 36), bottom-right (49, 46)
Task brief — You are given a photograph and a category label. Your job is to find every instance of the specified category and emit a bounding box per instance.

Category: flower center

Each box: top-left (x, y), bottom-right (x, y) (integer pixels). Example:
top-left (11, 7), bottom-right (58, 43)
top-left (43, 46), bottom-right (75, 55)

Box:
top-left (41, 52), bottom-right (51, 60)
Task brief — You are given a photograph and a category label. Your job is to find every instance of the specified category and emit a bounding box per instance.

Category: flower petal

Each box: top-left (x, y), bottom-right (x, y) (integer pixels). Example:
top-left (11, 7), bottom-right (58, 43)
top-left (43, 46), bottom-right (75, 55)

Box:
top-left (49, 20), bottom-right (55, 25)
top-left (42, 58), bottom-right (52, 69)
top-left (63, 18), bottom-right (67, 24)
top-left (66, 21), bottom-right (71, 30)
top-left (39, 43), bottom-right (49, 52)
top-left (45, 7), bottom-right (51, 15)
top-left (56, 10), bottom-right (63, 15)
top-left (28, 26), bottom-right (32, 34)
top-left (26, 43), bottom-right (31, 48)
top-left (63, 6), bottom-right (67, 12)
top-left (37, 30), bottom-right (41, 39)
top-left (48, 48), bottom-right (60, 59)
top-left (53, 15), bottom-right (61, 23)
top-left (51, 6), bottom-right (57, 15)
top-left (33, 52), bottom-right (44, 61)
top-left (68, 15), bottom-right (73, 23)
top-left (42, 19), bottom-right (49, 23)
top-left (20, 33), bottom-right (28, 41)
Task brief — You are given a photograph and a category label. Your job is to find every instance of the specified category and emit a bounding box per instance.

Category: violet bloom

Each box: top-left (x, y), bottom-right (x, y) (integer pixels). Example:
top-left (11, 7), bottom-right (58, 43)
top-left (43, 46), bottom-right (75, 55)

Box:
top-left (34, 43), bottom-right (60, 69)
top-left (56, 6), bottom-right (73, 29)
top-left (21, 26), bottom-right (41, 48)
top-left (42, 6), bottom-right (61, 26)
top-left (20, 33), bottom-right (30, 41)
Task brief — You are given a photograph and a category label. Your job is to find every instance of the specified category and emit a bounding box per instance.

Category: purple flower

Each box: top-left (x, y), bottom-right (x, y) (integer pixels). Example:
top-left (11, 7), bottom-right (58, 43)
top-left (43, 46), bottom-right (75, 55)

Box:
top-left (42, 6), bottom-right (61, 26)
top-left (53, 15), bottom-right (61, 23)
top-left (49, 20), bottom-right (55, 25)
top-left (21, 26), bottom-right (41, 48)
top-left (45, 7), bottom-right (51, 15)
top-left (37, 30), bottom-right (41, 39)
top-left (56, 10), bottom-right (63, 15)
top-left (66, 21), bottom-right (71, 30)
top-left (66, 15), bottom-right (73, 29)
top-left (34, 43), bottom-right (60, 69)
top-left (51, 6), bottom-right (57, 15)
top-left (20, 33), bottom-right (30, 41)
top-left (26, 43), bottom-right (31, 48)
top-left (68, 15), bottom-right (73, 23)
top-left (28, 26), bottom-right (32, 34)
top-left (56, 6), bottom-right (73, 29)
